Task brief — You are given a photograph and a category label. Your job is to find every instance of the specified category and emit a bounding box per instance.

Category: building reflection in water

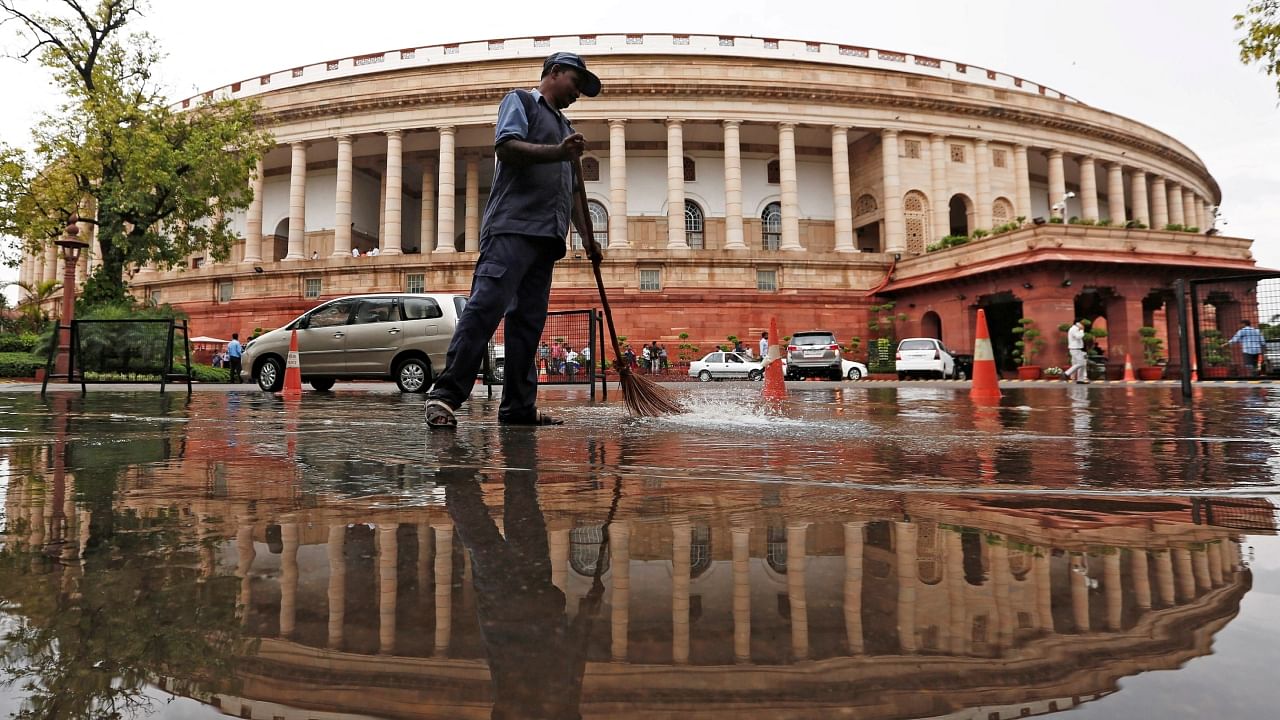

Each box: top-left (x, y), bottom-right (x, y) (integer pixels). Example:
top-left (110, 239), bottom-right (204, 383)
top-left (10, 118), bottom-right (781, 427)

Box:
top-left (0, 391), bottom-right (1276, 719)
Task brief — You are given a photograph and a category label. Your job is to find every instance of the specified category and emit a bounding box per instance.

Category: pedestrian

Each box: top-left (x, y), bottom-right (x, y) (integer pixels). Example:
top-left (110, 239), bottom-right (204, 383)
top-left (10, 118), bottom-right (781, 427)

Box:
top-left (1229, 319), bottom-right (1265, 376)
top-left (640, 344), bottom-right (651, 373)
top-left (659, 344), bottom-right (669, 371)
top-left (311, 250), bottom-right (319, 260)
top-left (1065, 319), bottom-right (1088, 384)
top-left (369, 246), bottom-right (380, 256)
top-left (351, 247), bottom-right (360, 257)
top-left (226, 333), bottom-right (243, 384)
top-left (759, 331), bottom-right (770, 360)
top-left (734, 338), bottom-right (745, 354)
top-left (423, 51), bottom-right (602, 428)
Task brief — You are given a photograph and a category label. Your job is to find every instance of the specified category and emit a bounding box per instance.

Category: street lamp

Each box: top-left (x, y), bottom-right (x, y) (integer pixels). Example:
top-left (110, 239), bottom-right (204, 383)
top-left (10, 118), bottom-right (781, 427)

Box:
top-left (52, 214), bottom-right (89, 378)
top-left (1053, 190), bottom-right (1077, 221)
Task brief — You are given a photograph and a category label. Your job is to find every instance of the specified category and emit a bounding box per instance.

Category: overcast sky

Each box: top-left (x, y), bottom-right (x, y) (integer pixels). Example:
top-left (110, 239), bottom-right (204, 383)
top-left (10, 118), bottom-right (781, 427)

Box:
top-left (1, 0), bottom-right (1276, 305)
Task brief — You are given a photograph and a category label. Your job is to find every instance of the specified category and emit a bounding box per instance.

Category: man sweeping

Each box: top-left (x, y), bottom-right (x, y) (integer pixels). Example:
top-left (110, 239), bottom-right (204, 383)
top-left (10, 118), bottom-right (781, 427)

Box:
top-left (425, 52), bottom-right (602, 428)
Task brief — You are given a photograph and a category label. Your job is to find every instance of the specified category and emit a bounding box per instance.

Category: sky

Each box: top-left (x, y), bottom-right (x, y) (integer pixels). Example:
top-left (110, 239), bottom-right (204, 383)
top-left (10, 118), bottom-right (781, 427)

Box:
top-left (1, 0), bottom-right (1276, 306)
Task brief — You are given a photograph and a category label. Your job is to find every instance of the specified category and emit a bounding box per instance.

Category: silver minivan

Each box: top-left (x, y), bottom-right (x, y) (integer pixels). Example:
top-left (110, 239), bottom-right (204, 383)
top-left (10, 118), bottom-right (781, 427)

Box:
top-left (243, 293), bottom-right (467, 393)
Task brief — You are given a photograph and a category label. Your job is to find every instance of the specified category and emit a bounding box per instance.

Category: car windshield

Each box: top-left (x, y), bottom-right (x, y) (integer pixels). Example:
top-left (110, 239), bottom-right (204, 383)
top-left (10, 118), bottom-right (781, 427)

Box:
top-left (899, 339), bottom-right (935, 351)
top-left (793, 334), bottom-right (835, 346)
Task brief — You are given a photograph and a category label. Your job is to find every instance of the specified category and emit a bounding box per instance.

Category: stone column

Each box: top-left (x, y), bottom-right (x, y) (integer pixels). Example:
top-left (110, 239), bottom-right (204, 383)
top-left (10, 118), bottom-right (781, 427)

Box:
top-left (1131, 549), bottom-right (1152, 610)
top-left (1151, 177), bottom-right (1169, 228)
top-left (464, 155), bottom-right (480, 252)
top-left (1168, 182), bottom-right (1185, 226)
top-left (332, 136), bottom-right (354, 257)
top-left (45, 244), bottom-right (58, 283)
top-left (419, 160), bottom-right (437, 253)
top-left (778, 123), bottom-right (802, 251)
top-left (1182, 189), bottom-right (1197, 228)
top-left (665, 120), bottom-right (687, 250)
top-left (929, 135), bottom-right (949, 241)
top-left (1013, 144), bottom-right (1032, 221)
top-left (244, 158), bottom-right (264, 263)
top-left (1035, 547), bottom-right (1053, 632)
top-left (610, 521), bottom-right (631, 662)
top-left (1079, 156), bottom-right (1099, 222)
top-left (946, 532), bottom-right (969, 651)
top-left (433, 523), bottom-right (453, 656)
top-left (606, 119), bottom-right (630, 248)
top-left (882, 130), bottom-right (905, 254)
top-left (1208, 543), bottom-right (1223, 587)
top-left (787, 522), bottom-right (810, 660)
top-left (286, 143), bottom-right (307, 260)
top-left (236, 525), bottom-right (256, 624)
top-left (1130, 170), bottom-right (1150, 226)
top-left (721, 120), bottom-right (746, 250)
top-left (832, 126), bottom-right (855, 252)
top-left (328, 525), bottom-right (346, 648)
top-left (381, 131), bottom-right (404, 255)
top-left (1103, 553), bottom-right (1122, 631)
top-left (1047, 150), bottom-right (1066, 219)
top-left (280, 523), bottom-right (299, 637)
top-left (990, 541), bottom-right (1012, 648)
top-left (550, 529), bottom-right (570, 593)
top-left (1070, 554), bottom-right (1089, 632)
top-left (731, 523), bottom-right (752, 663)
top-left (895, 521), bottom-right (917, 652)
top-left (843, 522), bottom-right (865, 654)
top-left (1191, 549), bottom-right (1211, 592)
top-left (975, 138), bottom-right (993, 230)
top-left (1155, 551), bottom-right (1175, 606)
top-left (671, 518), bottom-right (692, 664)
top-left (1173, 548), bottom-right (1195, 602)
top-left (378, 524), bottom-right (398, 654)
top-left (417, 523), bottom-right (433, 604)
top-left (435, 127), bottom-right (457, 254)
top-left (1107, 162), bottom-right (1127, 224)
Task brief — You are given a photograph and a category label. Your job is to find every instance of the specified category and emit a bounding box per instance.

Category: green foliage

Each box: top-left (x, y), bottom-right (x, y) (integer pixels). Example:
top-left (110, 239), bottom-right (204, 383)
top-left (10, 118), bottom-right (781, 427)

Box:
top-left (1044, 366), bottom-right (1064, 377)
top-left (0, 332), bottom-right (42, 353)
top-left (1203, 328), bottom-right (1229, 366)
top-left (1186, 226), bottom-right (1200, 233)
top-left (1261, 323), bottom-right (1280, 341)
top-left (842, 335), bottom-right (862, 354)
top-left (990, 221), bottom-right (1021, 235)
top-left (1096, 218), bottom-right (1114, 227)
top-left (0, 351), bottom-right (42, 377)
top-left (868, 337), bottom-right (895, 373)
top-left (1124, 219), bottom-right (1149, 229)
top-left (1068, 215), bottom-right (1082, 224)
top-left (173, 363), bottom-right (229, 383)
top-left (1237, 1), bottom-right (1280, 97)
top-left (867, 302), bottom-right (904, 343)
top-left (1010, 317), bottom-right (1045, 366)
top-left (1048, 216), bottom-right (1064, 224)
top-left (1138, 326), bottom-right (1164, 366)
top-left (970, 228), bottom-right (990, 239)
top-left (926, 234), bottom-right (970, 252)
top-left (1163, 223), bottom-right (1186, 232)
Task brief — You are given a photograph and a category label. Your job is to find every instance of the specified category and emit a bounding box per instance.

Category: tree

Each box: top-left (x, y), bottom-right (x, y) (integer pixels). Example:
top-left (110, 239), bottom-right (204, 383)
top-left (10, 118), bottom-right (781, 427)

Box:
top-left (1237, 1), bottom-right (1280, 96)
top-left (0, 0), bottom-right (273, 306)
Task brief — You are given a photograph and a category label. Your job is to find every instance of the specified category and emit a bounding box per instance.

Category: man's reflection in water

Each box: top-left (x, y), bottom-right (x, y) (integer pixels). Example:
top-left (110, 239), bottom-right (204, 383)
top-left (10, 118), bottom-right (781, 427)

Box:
top-left (443, 429), bottom-right (609, 720)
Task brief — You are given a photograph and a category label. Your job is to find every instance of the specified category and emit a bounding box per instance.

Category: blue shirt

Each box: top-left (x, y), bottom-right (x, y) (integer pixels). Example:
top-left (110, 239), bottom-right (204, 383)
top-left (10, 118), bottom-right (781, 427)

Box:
top-left (227, 339), bottom-right (242, 358)
top-left (1229, 326), bottom-right (1264, 354)
top-left (482, 89), bottom-right (575, 241)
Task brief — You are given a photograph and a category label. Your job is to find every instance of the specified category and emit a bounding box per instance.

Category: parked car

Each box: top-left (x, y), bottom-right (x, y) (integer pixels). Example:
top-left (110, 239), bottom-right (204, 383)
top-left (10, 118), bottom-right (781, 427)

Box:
top-left (688, 351), bottom-right (764, 382)
top-left (895, 337), bottom-right (958, 379)
top-left (244, 293), bottom-right (467, 393)
top-left (785, 330), bottom-right (843, 380)
top-left (781, 357), bottom-right (868, 380)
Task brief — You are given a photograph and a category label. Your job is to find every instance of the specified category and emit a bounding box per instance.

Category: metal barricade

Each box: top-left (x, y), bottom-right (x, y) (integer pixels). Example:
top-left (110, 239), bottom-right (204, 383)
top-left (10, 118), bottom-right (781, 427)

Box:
top-left (1190, 274), bottom-right (1280, 381)
top-left (41, 318), bottom-right (193, 396)
top-left (485, 309), bottom-right (606, 400)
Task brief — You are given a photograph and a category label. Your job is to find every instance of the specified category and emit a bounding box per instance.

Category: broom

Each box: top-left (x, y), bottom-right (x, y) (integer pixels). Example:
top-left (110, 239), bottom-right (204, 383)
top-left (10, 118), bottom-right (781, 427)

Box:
top-left (572, 157), bottom-right (683, 417)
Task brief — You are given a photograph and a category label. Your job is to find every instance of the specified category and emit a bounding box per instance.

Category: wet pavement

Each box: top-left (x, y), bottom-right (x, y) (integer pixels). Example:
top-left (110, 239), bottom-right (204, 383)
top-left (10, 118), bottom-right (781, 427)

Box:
top-left (1, 384), bottom-right (1278, 719)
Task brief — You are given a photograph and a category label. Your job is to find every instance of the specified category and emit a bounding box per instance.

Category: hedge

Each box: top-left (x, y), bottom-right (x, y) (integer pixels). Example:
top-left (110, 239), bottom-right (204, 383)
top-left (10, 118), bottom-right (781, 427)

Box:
top-left (0, 352), bottom-right (43, 378)
top-left (0, 333), bottom-right (41, 353)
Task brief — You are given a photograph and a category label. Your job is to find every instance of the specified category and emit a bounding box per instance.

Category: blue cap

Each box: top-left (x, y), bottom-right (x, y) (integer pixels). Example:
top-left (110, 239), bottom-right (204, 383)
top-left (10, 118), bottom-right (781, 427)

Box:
top-left (542, 52), bottom-right (601, 97)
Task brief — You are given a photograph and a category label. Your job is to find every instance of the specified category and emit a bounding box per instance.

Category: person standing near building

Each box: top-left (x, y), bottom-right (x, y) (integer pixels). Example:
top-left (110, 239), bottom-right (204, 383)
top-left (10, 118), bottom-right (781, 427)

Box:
top-left (1065, 320), bottom-right (1088, 384)
top-left (759, 331), bottom-right (770, 360)
top-left (1229, 319), bottom-right (1265, 376)
top-left (226, 333), bottom-right (243, 384)
top-left (424, 52), bottom-right (602, 427)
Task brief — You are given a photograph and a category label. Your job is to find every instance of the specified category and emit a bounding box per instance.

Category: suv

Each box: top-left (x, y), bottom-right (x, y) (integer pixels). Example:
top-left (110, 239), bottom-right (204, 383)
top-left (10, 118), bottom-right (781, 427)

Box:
top-left (785, 330), bottom-right (843, 380)
top-left (244, 293), bottom-right (467, 393)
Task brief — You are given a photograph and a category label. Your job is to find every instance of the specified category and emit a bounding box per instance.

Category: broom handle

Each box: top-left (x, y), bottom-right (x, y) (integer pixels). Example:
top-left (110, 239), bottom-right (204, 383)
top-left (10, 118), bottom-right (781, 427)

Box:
top-left (572, 157), bottom-right (628, 369)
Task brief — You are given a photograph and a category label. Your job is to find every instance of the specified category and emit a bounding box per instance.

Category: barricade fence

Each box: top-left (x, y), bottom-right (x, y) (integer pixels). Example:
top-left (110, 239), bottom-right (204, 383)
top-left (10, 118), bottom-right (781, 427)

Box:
top-left (42, 318), bottom-right (193, 395)
top-left (487, 309), bottom-right (605, 399)
top-left (1191, 274), bottom-right (1280, 381)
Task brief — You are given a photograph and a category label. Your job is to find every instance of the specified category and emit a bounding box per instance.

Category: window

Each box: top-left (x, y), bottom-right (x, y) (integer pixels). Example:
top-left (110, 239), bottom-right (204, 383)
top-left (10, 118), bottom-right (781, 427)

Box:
top-left (571, 200), bottom-right (609, 249)
top-left (353, 298), bottom-right (397, 325)
top-left (639, 268), bottom-right (661, 291)
top-left (766, 159), bottom-right (780, 184)
top-left (192, 256), bottom-right (205, 269)
top-left (149, 289), bottom-right (161, 305)
top-left (684, 200), bottom-right (704, 249)
top-left (761, 202), bottom-right (781, 250)
top-left (950, 144), bottom-right (966, 163)
top-left (992, 148), bottom-right (1008, 168)
top-left (904, 190), bottom-right (930, 254)
top-left (304, 278), bottom-right (321, 299)
top-left (757, 268), bottom-right (778, 292)
top-left (402, 297), bottom-right (443, 320)
top-left (580, 156), bottom-right (600, 182)
top-left (992, 197), bottom-right (1014, 226)
top-left (307, 300), bottom-right (354, 328)
top-left (708, 352), bottom-right (724, 363)
top-left (217, 280), bottom-right (233, 303)
top-left (683, 156), bottom-right (696, 182)
top-left (904, 140), bottom-right (922, 159)
top-left (406, 273), bottom-right (425, 293)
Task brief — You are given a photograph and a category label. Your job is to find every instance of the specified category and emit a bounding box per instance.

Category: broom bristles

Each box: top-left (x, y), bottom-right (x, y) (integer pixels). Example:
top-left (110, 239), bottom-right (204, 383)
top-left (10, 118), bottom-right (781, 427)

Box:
top-left (617, 364), bottom-right (684, 417)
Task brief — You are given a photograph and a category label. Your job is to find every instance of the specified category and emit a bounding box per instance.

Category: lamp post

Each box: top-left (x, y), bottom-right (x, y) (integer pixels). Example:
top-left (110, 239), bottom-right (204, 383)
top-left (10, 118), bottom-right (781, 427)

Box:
top-left (53, 214), bottom-right (89, 377)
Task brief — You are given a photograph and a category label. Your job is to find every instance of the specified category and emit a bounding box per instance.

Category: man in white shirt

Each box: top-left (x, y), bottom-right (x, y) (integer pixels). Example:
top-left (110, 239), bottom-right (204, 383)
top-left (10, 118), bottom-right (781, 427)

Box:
top-left (1065, 320), bottom-right (1088, 384)
top-left (351, 247), bottom-right (360, 257)
top-left (369, 246), bottom-right (381, 256)
top-left (759, 331), bottom-right (770, 360)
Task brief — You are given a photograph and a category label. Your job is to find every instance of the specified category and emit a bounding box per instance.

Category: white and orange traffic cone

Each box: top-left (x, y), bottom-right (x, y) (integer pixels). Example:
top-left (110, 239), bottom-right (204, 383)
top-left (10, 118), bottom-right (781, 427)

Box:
top-left (970, 308), bottom-right (1002, 404)
top-left (539, 359), bottom-right (547, 378)
top-left (1191, 357), bottom-right (1199, 382)
top-left (1122, 353), bottom-right (1136, 382)
top-left (762, 316), bottom-right (786, 401)
top-left (280, 329), bottom-right (303, 399)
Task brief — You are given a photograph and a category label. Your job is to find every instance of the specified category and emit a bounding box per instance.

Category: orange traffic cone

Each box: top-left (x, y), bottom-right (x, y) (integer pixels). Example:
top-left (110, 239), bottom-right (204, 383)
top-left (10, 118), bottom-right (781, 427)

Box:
top-left (539, 359), bottom-right (547, 378)
top-left (762, 316), bottom-right (786, 401)
top-left (1122, 353), bottom-right (1136, 382)
top-left (280, 329), bottom-right (303, 399)
top-left (970, 308), bottom-right (1002, 403)
top-left (1191, 357), bottom-right (1199, 382)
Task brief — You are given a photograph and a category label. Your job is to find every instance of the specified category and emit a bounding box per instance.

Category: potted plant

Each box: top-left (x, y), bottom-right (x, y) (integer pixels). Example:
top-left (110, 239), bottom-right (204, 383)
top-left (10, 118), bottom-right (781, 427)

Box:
top-left (1011, 317), bottom-right (1045, 379)
top-left (1137, 326), bottom-right (1165, 380)
top-left (1202, 329), bottom-right (1230, 378)
top-left (1043, 366), bottom-right (1065, 380)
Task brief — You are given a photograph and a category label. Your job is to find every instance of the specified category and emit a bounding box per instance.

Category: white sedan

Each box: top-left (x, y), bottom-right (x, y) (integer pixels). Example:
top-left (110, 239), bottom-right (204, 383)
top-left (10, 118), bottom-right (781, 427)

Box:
top-left (781, 357), bottom-right (869, 380)
top-left (688, 351), bottom-right (764, 381)
top-left (895, 337), bottom-right (958, 379)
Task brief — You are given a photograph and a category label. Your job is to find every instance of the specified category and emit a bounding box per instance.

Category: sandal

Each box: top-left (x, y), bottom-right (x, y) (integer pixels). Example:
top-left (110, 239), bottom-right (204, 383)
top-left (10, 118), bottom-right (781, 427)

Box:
top-left (500, 411), bottom-right (564, 426)
top-left (425, 399), bottom-right (458, 428)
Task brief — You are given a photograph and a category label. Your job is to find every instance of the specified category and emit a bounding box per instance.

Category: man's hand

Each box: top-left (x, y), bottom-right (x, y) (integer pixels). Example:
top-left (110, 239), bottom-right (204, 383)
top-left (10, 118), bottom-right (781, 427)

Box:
top-left (583, 235), bottom-right (604, 264)
top-left (559, 132), bottom-right (586, 161)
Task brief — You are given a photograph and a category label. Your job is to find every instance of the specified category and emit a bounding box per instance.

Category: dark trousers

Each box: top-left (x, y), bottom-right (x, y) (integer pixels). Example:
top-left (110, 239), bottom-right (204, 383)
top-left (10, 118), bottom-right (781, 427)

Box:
top-left (428, 233), bottom-right (565, 421)
top-left (228, 357), bottom-right (242, 383)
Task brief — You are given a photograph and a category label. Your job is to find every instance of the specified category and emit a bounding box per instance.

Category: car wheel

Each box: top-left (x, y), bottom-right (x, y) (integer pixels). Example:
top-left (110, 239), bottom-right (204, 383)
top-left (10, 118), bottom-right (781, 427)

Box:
top-left (396, 357), bottom-right (429, 393)
top-left (747, 369), bottom-right (763, 381)
top-left (256, 357), bottom-right (284, 392)
top-left (955, 368), bottom-right (968, 381)
top-left (897, 372), bottom-right (906, 381)
top-left (698, 370), bottom-right (713, 382)
top-left (847, 367), bottom-right (862, 381)
top-left (309, 378), bottom-right (335, 392)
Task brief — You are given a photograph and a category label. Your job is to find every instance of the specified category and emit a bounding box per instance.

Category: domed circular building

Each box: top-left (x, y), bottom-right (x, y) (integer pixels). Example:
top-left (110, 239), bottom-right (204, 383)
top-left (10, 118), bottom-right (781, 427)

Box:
top-left (16, 33), bottom-right (1264, 372)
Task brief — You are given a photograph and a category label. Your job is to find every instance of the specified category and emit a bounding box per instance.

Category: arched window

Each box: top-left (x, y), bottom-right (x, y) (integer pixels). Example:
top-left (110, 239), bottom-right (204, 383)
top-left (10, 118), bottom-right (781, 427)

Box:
top-left (685, 200), bottom-right (704, 249)
top-left (992, 197), bottom-right (1014, 227)
top-left (949, 194), bottom-right (974, 237)
top-left (683, 156), bottom-right (696, 182)
top-left (916, 521), bottom-right (943, 585)
top-left (571, 200), bottom-right (609, 249)
top-left (766, 525), bottom-right (787, 574)
top-left (903, 190), bottom-right (930, 255)
top-left (766, 159), bottom-right (780, 184)
top-left (580, 156), bottom-right (600, 182)
top-left (1008, 548), bottom-right (1031, 581)
top-left (690, 525), bottom-right (712, 578)
top-left (569, 525), bottom-right (610, 576)
top-left (761, 201), bottom-right (781, 250)
top-left (855, 194), bottom-right (878, 217)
